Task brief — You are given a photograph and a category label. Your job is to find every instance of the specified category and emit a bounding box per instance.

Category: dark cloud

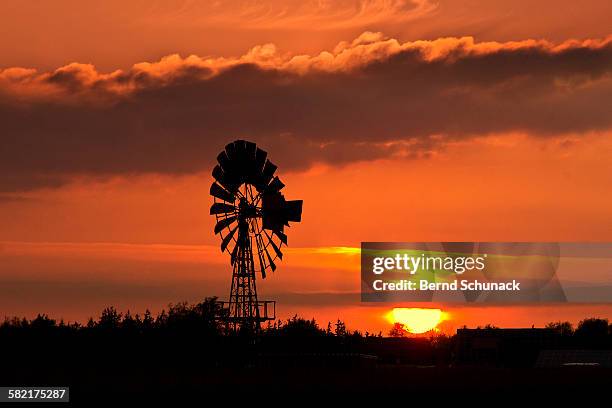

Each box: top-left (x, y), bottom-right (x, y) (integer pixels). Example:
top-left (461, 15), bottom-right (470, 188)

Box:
top-left (1, 35), bottom-right (611, 191)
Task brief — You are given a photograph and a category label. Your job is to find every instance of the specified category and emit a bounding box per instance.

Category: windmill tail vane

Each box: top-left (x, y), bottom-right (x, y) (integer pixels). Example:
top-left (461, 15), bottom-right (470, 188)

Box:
top-left (209, 140), bottom-right (303, 333)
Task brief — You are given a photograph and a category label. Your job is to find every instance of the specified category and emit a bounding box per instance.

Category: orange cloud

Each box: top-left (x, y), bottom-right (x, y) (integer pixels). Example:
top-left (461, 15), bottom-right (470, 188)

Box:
top-left (3, 33), bottom-right (611, 101)
top-left (1, 33), bottom-right (612, 192)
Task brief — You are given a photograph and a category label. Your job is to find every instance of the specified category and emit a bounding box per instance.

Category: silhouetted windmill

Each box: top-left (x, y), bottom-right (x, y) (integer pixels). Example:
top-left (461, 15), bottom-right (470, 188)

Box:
top-left (210, 140), bottom-right (303, 333)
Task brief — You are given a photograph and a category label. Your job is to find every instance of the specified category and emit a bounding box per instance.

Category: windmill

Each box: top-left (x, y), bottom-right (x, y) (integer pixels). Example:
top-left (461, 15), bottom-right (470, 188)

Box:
top-left (210, 140), bottom-right (303, 333)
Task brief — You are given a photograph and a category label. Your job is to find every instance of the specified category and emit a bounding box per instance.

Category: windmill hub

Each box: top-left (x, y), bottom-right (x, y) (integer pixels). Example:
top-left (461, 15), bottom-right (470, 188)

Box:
top-left (237, 198), bottom-right (258, 218)
top-left (209, 140), bottom-right (303, 333)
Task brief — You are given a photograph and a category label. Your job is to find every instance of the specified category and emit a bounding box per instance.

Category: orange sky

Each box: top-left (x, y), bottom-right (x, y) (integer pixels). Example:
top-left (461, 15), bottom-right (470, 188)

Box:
top-left (2, 1), bottom-right (611, 71)
top-left (1, 1), bottom-right (611, 333)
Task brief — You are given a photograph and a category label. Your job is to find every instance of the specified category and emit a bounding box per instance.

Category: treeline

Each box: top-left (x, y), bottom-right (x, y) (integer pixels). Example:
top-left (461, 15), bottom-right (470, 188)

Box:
top-left (0, 298), bottom-right (365, 337)
top-left (1, 299), bottom-right (611, 379)
top-left (0, 297), bottom-right (381, 339)
top-left (2, 300), bottom-right (610, 401)
top-left (2, 298), bottom-right (426, 376)
top-left (456, 318), bottom-right (612, 337)
top-left (2, 298), bottom-right (611, 341)
top-left (545, 318), bottom-right (612, 337)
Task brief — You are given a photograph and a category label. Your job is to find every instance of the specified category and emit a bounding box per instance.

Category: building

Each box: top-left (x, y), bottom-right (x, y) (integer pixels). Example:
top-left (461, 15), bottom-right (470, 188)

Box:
top-left (455, 328), bottom-right (562, 367)
top-left (536, 350), bottom-right (612, 368)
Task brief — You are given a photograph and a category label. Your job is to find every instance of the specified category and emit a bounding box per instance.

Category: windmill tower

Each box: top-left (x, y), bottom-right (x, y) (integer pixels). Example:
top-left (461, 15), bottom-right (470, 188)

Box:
top-left (210, 140), bottom-right (303, 333)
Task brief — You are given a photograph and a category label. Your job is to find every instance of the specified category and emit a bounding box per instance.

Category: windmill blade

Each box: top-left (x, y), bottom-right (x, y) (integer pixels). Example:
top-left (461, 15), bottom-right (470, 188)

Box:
top-left (212, 164), bottom-right (225, 184)
top-left (267, 177), bottom-right (285, 193)
top-left (246, 146), bottom-right (267, 184)
top-left (266, 232), bottom-right (283, 260)
top-left (245, 141), bottom-right (257, 158)
top-left (261, 160), bottom-right (277, 183)
top-left (256, 160), bottom-right (277, 191)
top-left (254, 231), bottom-right (267, 279)
top-left (214, 215), bottom-right (237, 234)
top-left (232, 140), bottom-right (248, 177)
top-left (234, 139), bottom-right (247, 154)
top-left (221, 141), bottom-right (249, 186)
top-left (221, 225), bottom-right (238, 252)
top-left (259, 254), bottom-right (267, 279)
top-left (253, 148), bottom-right (267, 174)
top-left (264, 246), bottom-right (277, 272)
top-left (248, 218), bottom-right (268, 279)
top-left (217, 150), bottom-right (233, 174)
top-left (210, 202), bottom-right (237, 215)
top-left (273, 230), bottom-right (287, 245)
top-left (210, 182), bottom-right (235, 203)
top-left (225, 141), bottom-right (238, 161)
top-left (224, 160), bottom-right (246, 187)
top-left (212, 164), bottom-right (239, 193)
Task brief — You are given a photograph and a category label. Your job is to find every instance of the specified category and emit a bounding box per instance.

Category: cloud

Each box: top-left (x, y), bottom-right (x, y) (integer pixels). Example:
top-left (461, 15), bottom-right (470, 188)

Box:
top-left (140, 0), bottom-right (438, 30)
top-left (1, 33), bottom-right (611, 191)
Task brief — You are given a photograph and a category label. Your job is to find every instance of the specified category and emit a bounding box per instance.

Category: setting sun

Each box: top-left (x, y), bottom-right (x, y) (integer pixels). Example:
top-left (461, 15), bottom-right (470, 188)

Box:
top-left (387, 308), bottom-right (447, 334)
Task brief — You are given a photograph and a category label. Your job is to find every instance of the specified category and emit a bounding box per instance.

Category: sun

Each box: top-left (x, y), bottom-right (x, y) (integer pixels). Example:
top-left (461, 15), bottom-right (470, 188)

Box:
top-left (386, 308), bottom-right (446, 334)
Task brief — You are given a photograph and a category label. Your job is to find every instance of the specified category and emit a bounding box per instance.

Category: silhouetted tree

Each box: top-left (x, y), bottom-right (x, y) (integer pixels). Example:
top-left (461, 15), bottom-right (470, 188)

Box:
top-left (142, 310), bottom-right (154, 329)
top-left (121, 310), bottom-right (137, 331)
top-left (156, 309), bottom-right (168, 327)
top-left (389, 323), bottom-right (408, 337)
top-left (576, 318), bottom-right (609, 338)
top-left (546, 321), bottom-right (574, 336)
top-left (334, 320), bottom-right (347, 337)
top-left (273, 315), bottom-right (325, 337)
top-left (98, 307), bottom-right (122, 330)
top-left (31, 314), bottom-right (56, 329)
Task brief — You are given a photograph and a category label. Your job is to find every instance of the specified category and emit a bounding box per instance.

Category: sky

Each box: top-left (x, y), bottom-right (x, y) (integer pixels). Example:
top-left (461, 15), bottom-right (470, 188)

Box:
top-left (1, 0), bottom-right (611, 333)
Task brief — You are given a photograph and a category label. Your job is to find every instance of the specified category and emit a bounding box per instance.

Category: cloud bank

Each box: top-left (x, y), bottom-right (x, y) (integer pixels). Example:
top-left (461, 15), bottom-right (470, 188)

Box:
top-left (1, 33), bottom-right (611, 191)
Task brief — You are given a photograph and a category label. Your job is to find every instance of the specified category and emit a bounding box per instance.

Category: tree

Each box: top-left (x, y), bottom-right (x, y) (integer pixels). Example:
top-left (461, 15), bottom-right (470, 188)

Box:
top-left (334, 320), bottom-right (347, 337)
top-left (156, 309), bottom-right (168, 327)
top-left (389, 322), bottom-right (408, 337)
top-left (30, 314), bottom-right (56, 329)
top-left (276, 315), bottom-right (325, 337)
top-left (576, 318), bottom-right (609, 338)
top-left (121, 310), bottom-right (137, 330)
top-left (545, 321), bottom-right (574, 336)
top-left (142, 310), bottom-right (154, 329)
top-left (98, 307), bottom-right (122, 330)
